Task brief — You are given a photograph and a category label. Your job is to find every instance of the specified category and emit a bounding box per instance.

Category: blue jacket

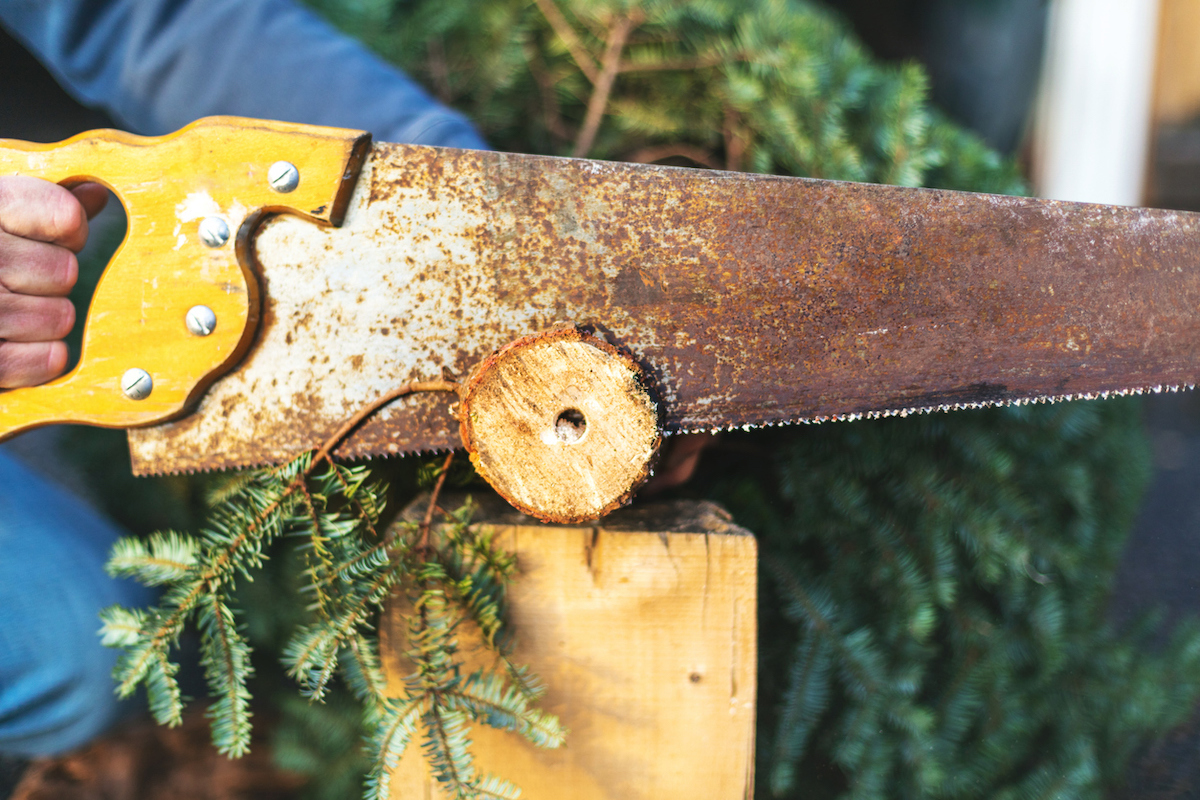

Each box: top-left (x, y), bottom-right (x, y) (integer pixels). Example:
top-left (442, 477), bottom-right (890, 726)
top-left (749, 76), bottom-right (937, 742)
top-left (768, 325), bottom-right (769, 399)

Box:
top-left (0, 0), bottom-right (485, 758)
top-left (0, 0), bottom-right (488, 148)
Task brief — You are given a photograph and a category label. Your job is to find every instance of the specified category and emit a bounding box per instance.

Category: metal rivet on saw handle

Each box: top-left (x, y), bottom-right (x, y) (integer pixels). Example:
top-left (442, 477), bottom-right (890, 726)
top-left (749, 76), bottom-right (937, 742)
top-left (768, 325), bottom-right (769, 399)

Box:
top-left (186, 305), bottom-right (217, 336)
top-left (198, 216), bottom-right (230, 248)
top-left (121, 368), bottom-right (153, 400)
top-left (268, 161), bottom-right (300, 193)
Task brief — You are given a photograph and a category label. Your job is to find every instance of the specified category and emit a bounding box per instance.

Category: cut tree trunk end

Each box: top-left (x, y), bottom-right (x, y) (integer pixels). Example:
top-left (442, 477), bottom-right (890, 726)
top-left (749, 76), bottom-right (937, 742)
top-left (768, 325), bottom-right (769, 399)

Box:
top-left (457, 327), bottom-right (662, 523)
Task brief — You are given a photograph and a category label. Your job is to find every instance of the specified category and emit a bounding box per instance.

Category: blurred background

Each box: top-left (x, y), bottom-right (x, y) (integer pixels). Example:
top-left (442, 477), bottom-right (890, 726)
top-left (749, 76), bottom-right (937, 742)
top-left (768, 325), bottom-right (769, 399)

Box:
top-left (5, 0), bottom-right (1200, 797)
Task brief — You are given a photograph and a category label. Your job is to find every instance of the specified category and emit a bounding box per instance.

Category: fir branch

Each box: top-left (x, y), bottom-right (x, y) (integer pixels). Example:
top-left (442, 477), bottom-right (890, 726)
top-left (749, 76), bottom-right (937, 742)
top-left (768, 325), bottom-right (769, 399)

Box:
top-left (342, 633), bottom-right (391, 709)
top-left (767, 557), bottom-right (837, 634)
top-left (205, 470), bottom-right (256, 507)
top-left (143, 647), bottom-right (185, 727)
top-left (465, 775), bottom-right (522, 800)
top-left (500, 659), bottom-right (548, 703)
top-left (364, 697), bottom-right (423, 800)
top-left (299, 480), bottom-right (337, 619)
top-left (321, 536), bottom-right (393, 587)
top-left (283, 625), bottom-right (341, 700)
top-left (103, 378), bottom-right (560, 798)
top-left (422, 706), bottom-right (476, 793)
top-left (447, 671), bottom-right (566, 748)
top-left (98, 606), bottom-right (146, 648)
top-left (110, 606), bottom-right (189, 702)
top-left (407, 558), bottom-right (476, 793)
top-left (106, 531), bottom-right (200, 586)
top-left (286, 560), bottom-right (402, 701)
top-left (441, 523), bottom-right (513, 650)
top-left (768, 634), bottom-right (832, 795)
top-left (198, 591), bottom-right (254, 757)
top-left (325, 462), bottom-right (384, 541)
top-left (447, 570), bottom-right (506, 649)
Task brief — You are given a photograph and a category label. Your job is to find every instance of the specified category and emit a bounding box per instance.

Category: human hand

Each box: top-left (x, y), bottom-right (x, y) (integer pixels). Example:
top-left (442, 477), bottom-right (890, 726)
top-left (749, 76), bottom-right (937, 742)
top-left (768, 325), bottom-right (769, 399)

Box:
top-left (642, 432), bottom-right (715, 493)
top-left (0, 177), bottom-right (108, 388)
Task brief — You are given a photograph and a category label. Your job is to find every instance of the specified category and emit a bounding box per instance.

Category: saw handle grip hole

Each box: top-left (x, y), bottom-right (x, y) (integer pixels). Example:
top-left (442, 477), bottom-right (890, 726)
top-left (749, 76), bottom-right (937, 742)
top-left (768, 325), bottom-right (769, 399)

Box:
top-left (64, 185), bottom-right (126, 375)
top-left (554, 408), bottom-right (587, 444)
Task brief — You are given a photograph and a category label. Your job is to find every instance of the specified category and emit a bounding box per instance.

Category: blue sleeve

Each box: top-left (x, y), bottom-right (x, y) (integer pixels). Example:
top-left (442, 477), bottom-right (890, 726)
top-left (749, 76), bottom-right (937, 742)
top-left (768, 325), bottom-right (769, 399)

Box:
top-left (0, 0), bottom-right (489, 149)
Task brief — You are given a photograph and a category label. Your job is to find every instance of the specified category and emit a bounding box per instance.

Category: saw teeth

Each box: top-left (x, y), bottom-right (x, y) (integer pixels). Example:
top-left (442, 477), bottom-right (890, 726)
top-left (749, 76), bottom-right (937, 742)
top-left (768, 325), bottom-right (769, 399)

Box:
top-left (135, 379), bottom-right (1196, 475)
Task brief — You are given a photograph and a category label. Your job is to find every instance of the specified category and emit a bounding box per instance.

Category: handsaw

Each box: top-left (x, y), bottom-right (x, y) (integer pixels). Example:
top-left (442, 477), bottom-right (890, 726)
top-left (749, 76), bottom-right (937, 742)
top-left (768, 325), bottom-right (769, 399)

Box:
top-left (2, 117), bottom-right (1198, 522)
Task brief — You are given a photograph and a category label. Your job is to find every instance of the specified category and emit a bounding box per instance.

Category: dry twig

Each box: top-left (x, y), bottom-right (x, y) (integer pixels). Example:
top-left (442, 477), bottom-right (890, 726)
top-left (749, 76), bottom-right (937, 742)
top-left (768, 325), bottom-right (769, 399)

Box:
top-left (572, 12), bottom-right (642, 157)
top-left (420, 451), bottom-right (456, 552)
top-left (312, 379), bottom-right (460, 469)
top-left (627, 144), bottom-right (722, 169)
top-left (533, 0), bottom-right (599, 83)
top-left (724, 106), bottom-right (749, 172)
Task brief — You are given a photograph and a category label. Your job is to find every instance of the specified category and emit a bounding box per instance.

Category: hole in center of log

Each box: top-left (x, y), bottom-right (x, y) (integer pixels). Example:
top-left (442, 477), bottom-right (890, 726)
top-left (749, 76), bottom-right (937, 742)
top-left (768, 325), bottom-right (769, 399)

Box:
top-left (554, 408), bottom-right (587, 444)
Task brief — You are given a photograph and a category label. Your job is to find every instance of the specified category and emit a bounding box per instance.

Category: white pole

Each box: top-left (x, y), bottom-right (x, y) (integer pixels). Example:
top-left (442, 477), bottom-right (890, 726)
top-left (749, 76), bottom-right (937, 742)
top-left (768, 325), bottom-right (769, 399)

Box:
top-left (1033, 0), bottom-right (1161, 205)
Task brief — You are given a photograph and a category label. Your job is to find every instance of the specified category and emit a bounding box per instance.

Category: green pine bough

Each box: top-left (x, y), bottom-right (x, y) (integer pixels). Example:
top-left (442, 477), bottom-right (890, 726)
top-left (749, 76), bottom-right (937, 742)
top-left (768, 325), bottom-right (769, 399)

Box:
top-left (705, 400), bottom-right (1200, 798)
top-left (93, 0), bottom-right (1200, 797)
top-left (303, 0), bottom-right (1194, 795)
top-left (99, 452), bottom-right (564, 800)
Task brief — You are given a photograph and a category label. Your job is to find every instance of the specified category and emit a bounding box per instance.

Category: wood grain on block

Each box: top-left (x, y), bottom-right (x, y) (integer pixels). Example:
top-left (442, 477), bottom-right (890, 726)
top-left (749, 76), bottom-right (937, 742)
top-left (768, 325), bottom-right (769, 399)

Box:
top-left (381, 497), bottom-right (757, 800)
top-left (459, 328), bottom-right (663, 523)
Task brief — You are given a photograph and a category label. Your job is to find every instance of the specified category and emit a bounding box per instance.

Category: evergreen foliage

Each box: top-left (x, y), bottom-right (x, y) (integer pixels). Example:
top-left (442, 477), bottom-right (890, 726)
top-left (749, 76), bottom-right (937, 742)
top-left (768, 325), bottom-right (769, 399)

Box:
top-left (697, 400), bottom-right (1200, 798)
top-left (100, 455), bottom-right (564, 799)
top-left (285, 0), bottom-right (1200, 796)
top-left (79, 0), bottom-right (1200, 796)
top-left (304, 0), bottom-right (1023, 195)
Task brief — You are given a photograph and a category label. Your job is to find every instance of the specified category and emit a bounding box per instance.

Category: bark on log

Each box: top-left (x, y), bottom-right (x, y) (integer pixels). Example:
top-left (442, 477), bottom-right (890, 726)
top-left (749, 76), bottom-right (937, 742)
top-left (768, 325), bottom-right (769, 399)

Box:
top-left (457, 328), bottom-right (662, 523)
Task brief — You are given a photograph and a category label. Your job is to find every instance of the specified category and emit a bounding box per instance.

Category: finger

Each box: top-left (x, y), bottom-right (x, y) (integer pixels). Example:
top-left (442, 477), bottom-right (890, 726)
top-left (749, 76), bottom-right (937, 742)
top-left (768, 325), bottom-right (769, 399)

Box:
top-left (642, 433), bottom-right (715, 494)
top-left (0, 176), bottom-right (90, 251)
top-left (69, 182), bottom-right (110, 220)
top-left (667, 433), bottom-right (712, 462)
top-left (0, 341), bottom-right (69, 388)
top-left (0, 231), bottom-right (78, 296)
top-left (0, 293), bottom-right (75, 341)
top-left (649, 449), bottom-right (702, 490)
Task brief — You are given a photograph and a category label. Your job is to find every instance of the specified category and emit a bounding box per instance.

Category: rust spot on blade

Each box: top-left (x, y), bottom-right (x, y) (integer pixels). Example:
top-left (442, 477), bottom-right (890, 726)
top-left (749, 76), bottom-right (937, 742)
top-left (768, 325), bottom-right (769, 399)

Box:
top-left (129, 144), bottom-right (1200, 475)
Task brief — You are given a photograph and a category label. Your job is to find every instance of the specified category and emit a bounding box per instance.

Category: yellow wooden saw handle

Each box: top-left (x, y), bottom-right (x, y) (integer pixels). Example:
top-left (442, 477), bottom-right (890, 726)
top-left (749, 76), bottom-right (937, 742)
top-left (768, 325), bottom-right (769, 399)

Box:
top-left (0, 116), bottom-right (370, 441)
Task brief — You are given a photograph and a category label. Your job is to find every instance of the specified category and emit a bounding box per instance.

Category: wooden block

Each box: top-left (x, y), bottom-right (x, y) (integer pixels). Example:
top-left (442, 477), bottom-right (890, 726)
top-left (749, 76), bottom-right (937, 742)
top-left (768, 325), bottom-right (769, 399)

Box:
top-left (380, 497), bottom-right (757, 800)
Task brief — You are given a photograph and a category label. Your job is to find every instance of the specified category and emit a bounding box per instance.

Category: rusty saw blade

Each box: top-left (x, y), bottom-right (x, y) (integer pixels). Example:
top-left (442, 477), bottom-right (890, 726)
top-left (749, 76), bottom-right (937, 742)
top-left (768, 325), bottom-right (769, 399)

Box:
top-left (127, 141), bottom-right (1200, 475)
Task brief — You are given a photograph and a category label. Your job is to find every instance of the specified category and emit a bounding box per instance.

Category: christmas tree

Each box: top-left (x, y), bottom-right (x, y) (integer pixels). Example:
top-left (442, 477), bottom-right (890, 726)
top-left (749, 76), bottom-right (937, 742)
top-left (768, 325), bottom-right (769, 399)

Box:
top-left (298, 0), bottom-right (1200, 795)
top-left (94, 0), bottom-right (1200, 797)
